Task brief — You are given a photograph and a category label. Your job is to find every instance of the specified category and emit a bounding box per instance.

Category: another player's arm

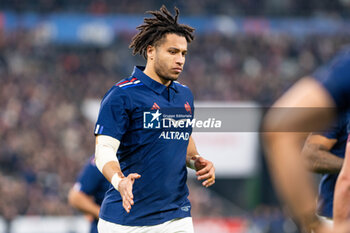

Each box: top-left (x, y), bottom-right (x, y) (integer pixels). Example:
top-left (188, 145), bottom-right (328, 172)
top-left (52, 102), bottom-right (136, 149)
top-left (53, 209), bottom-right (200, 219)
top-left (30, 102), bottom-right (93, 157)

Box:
top-left (302, 134), bottom-right (343, 174)
top-left (334, 140), bottom-right (350, 225)
top-left (186, 136), bottom-right (215, 187)
top-left (263, 78), bottom-right (336, 232)
top-left (68, 187), bottom-right (100, 219)
top-left (95, 135), bottom-right (140, 213)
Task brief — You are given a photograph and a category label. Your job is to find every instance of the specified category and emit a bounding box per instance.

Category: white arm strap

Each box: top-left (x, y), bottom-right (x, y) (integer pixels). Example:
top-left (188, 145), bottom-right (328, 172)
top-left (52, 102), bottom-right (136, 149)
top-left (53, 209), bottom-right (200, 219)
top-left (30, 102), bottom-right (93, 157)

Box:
top-left (95, 135), bottom-right (123, 190)
top-left (95, 135), bottom-right (120, 174)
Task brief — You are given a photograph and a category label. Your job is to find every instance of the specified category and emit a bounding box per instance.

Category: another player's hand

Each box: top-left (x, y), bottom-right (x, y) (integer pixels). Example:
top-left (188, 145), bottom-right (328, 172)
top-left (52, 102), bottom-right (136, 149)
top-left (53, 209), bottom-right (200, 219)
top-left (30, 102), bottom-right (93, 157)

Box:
top-left (195, 157), bottom-right (215, 188)
top-left (308, 221), bottom-right (350, 233)
top-left (118, 173), bottom-right (141, 213)
top-left (84, 214), bottom-right (94, 222)
top-left (315, 224), bottom-right (350, 233)
top-left (332, 221), bottom-right (350, 233)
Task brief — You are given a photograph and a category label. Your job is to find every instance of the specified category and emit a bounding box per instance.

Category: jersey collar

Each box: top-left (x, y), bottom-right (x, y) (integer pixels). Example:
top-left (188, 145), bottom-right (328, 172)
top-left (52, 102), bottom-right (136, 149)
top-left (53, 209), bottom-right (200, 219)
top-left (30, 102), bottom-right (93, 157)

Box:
top-left (131, 66), bottom-right (178, 94)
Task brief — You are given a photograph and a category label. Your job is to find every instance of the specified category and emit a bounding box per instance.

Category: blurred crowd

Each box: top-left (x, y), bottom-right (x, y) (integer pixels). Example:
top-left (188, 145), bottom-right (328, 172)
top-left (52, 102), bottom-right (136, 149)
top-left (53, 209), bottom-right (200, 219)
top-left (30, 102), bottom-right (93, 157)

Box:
top-left (2, 0), bottom-right (350, 17)
top-left (1, 22), bottom-right (350, 232)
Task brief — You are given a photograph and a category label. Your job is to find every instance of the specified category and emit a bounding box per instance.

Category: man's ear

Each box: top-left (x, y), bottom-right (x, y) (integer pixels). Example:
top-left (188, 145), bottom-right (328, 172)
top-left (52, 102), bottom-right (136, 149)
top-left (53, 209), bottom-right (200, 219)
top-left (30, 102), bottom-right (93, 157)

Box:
top-left (146, 45), bottom-right (155, 60)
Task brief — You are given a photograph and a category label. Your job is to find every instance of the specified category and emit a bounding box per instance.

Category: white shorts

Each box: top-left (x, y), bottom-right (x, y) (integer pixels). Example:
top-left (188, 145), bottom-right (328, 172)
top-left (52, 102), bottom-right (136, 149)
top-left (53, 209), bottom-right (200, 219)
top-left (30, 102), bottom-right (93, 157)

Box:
top-left (98, 217), bottom-right (194, 233)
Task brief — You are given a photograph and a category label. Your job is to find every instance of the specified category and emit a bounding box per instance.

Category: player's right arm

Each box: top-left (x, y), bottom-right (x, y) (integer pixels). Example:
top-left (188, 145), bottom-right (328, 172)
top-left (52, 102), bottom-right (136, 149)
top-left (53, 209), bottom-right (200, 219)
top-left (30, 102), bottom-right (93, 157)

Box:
top-left (94, 86), bottom-right (140, 213)
top-left (95, 135), bottom-right (140, 213)
top-left (302, 134), bottom-right (343, 174)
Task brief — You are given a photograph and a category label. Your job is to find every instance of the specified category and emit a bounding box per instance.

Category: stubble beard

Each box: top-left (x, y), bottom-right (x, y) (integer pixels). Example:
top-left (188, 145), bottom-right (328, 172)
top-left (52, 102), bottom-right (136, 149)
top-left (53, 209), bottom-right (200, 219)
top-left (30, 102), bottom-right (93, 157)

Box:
top-left (154, 61), bottom-right (179, 82)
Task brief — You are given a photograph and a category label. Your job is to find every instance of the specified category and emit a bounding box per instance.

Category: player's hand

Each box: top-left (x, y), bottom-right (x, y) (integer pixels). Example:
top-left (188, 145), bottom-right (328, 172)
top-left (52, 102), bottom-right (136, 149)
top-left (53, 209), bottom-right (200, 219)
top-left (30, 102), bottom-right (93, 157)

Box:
top-left (118, 173), bottom-right (141, 213)
top-left (195, 157), bottom-right (215, 188)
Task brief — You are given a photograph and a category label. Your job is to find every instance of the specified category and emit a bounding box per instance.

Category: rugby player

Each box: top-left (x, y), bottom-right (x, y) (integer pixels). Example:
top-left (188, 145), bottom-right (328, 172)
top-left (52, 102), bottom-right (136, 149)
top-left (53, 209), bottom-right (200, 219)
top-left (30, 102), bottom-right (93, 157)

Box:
top-left (263, 47), bottom-right (350, 232)
top-left (94, 6), bottom-right (215, 233)
top-left (68, 156), bottom-right (110, 233)
top-left (302, 113), bottom-right (348, 225)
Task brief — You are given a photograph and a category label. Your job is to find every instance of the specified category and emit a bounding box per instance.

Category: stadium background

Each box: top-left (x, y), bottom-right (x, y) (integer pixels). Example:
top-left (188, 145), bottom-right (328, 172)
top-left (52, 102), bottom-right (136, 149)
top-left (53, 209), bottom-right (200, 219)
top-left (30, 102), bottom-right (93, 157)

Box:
top-left (1, 0), bottom-right (350, 232)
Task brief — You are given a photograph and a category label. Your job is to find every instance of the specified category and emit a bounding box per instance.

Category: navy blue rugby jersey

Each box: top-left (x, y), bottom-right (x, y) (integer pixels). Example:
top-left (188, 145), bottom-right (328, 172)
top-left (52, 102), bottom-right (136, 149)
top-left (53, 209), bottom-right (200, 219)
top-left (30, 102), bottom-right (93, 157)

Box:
top-left (94, 66), bottom-right (194, 226)
top-left (316, 113), bottom-right (349, 218)
top-left (313, 47), bottom-right (350, 110)
top-left (312, 48), bottom-right (350, 218)
top-left (74, 156), bottom-right (110, 233)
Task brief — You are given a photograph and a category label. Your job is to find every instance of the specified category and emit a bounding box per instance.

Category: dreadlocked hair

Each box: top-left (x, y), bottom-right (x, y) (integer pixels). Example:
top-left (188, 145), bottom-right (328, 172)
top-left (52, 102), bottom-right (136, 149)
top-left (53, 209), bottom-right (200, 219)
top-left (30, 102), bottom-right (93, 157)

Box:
top-left (129, 5), bottom-right (195, 59)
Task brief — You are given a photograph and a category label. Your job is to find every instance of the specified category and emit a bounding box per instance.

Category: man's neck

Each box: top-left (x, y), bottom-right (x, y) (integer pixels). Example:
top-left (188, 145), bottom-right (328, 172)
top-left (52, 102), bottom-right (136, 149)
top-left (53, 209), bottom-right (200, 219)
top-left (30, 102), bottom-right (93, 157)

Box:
top-left (143, 65), bottom-right (171, 87)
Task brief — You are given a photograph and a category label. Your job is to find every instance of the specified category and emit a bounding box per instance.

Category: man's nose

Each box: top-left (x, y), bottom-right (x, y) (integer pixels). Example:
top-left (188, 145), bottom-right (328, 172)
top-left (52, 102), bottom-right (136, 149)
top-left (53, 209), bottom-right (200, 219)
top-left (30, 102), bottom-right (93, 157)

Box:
top-left (175, 54), bottom-right (185, 65)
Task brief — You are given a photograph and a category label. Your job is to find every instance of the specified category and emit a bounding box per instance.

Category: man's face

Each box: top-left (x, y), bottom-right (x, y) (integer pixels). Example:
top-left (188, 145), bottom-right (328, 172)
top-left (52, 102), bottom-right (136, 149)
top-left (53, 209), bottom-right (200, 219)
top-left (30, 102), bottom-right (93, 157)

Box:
top-left (153, 33), bottom-right (188, 81)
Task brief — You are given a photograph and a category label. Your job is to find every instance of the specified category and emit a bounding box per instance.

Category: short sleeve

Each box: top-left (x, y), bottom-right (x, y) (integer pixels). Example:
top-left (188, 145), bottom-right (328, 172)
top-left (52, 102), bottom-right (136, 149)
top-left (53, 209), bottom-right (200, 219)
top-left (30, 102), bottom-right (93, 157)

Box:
top-left (75, 159), bottom-right (105, 195)
top-left (321, 117), bottom-right (345, 139)
top-left (94, 86), bottom-right (131, 140)
top-left (313, 49), bottom-right (350, 110)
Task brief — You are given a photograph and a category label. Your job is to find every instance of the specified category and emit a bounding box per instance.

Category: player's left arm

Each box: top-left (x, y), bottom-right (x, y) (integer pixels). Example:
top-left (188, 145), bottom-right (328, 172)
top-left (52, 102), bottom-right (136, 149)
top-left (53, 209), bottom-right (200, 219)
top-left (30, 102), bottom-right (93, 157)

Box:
top-left (186, 136), bottom-right (215, 187)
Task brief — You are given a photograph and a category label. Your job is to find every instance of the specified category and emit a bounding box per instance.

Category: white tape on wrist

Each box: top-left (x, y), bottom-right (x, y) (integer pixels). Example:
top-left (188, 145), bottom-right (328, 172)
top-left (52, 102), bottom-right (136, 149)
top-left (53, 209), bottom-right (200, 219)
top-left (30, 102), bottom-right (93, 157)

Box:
top-left (111, 173), bottom-right (123, 191)
top-left (189, 154), bottom-right (200, 170)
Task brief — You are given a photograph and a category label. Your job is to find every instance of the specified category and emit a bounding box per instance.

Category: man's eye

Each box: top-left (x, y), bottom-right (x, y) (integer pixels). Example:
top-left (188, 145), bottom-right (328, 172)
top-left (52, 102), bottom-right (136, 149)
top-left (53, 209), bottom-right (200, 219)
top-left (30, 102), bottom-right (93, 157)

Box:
top-left (169, 50), bottom-right (176, 54)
